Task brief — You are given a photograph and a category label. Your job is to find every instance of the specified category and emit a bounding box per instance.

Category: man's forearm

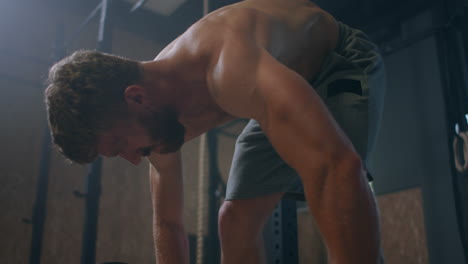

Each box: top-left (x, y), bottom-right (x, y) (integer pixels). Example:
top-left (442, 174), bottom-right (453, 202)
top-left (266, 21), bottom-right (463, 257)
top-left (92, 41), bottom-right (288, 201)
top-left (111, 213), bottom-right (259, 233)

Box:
top-left (148, 151), bottom-right (188, 264)
top-left (301, 155), bottom-right (381, 264)
top-left (153, 221), bottom-right (189, 264)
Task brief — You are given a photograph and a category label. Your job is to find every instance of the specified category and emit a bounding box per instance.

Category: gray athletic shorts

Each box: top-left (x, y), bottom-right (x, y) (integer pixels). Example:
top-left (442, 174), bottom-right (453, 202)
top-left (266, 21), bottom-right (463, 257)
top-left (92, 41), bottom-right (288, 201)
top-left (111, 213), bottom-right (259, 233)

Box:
top-left (225, 22), bottom-right (386, 201)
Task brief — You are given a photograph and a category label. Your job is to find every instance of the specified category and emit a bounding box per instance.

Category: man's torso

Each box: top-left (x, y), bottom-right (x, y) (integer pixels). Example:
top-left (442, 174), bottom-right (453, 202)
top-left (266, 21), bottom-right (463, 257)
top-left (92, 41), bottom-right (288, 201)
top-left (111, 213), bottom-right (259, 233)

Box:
top-left (154, 0), bottom-right (339, 140)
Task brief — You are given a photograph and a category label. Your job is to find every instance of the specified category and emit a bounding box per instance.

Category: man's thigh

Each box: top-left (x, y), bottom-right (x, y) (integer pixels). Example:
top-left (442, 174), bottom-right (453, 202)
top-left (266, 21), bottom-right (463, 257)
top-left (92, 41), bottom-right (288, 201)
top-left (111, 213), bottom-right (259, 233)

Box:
top-left (225, 119), bottom-right (301, 201)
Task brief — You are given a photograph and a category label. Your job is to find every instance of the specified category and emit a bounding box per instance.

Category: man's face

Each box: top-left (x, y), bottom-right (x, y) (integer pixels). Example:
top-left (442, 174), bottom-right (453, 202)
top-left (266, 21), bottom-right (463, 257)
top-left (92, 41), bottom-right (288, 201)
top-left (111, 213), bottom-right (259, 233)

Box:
top-left (97, 107), bottom-right (185, 165)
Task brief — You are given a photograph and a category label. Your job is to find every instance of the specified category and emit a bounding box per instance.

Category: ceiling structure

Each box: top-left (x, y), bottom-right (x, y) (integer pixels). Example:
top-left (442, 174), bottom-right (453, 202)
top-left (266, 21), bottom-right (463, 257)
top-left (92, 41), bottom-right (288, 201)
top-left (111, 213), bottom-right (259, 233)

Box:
top-left (124, 0), bottom-right (428, 41)
top-left (123, 0), bottom-right (187, 16)
top-left (52, 0), bottom-right (429, 46)
top-left (128, 0), bottom-right (427, 24)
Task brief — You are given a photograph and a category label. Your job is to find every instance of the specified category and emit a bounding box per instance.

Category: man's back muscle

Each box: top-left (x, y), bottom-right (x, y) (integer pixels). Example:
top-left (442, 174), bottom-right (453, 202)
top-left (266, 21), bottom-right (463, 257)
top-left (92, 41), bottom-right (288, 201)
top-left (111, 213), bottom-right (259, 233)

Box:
top-left (151, 0), bottom-right (340, 137)
top-left (158, 0), bottom-right (338, 78)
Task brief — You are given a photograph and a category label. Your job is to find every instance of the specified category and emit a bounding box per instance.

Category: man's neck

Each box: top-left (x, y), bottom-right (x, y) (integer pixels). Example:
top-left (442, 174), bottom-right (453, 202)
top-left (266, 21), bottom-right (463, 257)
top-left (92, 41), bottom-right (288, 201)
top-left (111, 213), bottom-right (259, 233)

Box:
top-left (142, 58), bottom-right (235, 142)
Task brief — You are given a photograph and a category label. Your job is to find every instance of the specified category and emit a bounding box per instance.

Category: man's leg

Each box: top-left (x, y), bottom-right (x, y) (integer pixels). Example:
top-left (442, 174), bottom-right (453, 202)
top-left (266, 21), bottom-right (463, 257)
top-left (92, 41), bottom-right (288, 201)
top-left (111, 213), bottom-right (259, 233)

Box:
top-left (218, 192), bottom-right (284, 264)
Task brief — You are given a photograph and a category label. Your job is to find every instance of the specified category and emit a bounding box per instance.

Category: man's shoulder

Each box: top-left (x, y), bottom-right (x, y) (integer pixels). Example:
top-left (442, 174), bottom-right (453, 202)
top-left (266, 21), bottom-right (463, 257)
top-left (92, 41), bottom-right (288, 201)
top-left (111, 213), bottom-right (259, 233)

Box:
top-left (157, 4), bottom-right (265, 62)
top-left (159, 20), bottom-right (224, 62)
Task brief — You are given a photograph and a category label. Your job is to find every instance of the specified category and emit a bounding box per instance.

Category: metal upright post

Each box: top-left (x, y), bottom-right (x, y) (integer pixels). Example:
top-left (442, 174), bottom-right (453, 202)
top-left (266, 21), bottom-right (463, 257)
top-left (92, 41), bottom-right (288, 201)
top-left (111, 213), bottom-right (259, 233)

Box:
top-left (80, 1), bottom-right (114, 264)
top-left (206, 130), bottom-right (221, 263)
top-left (264, 200), bottom-right (299, 264)
top-left (80, 158), bottom-right (103, 264)
top-left (28, 23), bottom-right (66, 264)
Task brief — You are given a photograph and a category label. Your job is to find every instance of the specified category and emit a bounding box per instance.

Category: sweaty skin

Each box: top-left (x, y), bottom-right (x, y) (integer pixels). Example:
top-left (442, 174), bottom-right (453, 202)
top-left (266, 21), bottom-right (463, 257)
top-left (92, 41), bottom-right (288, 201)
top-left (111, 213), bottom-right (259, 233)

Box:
top-left (145, 0), bottom-right (381, 263)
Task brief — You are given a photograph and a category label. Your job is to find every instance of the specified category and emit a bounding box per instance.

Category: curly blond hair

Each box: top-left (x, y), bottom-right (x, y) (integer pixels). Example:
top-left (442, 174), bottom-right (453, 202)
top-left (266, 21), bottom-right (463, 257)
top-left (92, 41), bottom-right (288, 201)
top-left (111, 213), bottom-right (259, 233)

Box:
top-left (45, 50), bottom-right (142, 164)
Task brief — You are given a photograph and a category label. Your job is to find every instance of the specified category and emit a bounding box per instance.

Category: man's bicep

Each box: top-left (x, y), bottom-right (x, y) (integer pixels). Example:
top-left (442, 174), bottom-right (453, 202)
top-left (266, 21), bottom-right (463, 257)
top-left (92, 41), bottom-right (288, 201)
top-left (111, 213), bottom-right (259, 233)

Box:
top-left (254, 51), bottom-right (357, 173)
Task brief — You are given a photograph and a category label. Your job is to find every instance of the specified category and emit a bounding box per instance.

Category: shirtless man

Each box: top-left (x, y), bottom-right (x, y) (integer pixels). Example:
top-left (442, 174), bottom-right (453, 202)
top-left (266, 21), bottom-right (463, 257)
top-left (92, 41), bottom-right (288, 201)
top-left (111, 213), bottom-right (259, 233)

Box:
top-left (45, 0), bottom-right (385, 263)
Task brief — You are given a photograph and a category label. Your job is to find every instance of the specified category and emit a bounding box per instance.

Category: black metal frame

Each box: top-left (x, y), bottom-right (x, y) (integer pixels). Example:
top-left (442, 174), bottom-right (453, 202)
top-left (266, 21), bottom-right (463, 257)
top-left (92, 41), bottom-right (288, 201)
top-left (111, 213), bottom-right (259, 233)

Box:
top-left (433, 0), bottom-right (468, 262)
top-left (204, 130), bottom-right (222, 264)
top-left (264, 200), bottom-right (299, 264)
top-left (27, 24), bottom-right (66, 264)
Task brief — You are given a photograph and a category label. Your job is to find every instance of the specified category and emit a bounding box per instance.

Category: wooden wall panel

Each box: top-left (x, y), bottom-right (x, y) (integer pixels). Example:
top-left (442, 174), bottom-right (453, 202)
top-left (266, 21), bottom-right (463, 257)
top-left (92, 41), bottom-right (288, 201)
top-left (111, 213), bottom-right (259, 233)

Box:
top-left (0, 80), bottom-right (44, 264)
top-left (378, 187), bottom-right (428, 264)
top-left (297, 188), bottom-right (429, 263)
top-left (40, 155), bottom-right (87, 264)
top-left (96, 158), bottom-right (154, 264)
top-left (297, 207), bottom-right (327, 264)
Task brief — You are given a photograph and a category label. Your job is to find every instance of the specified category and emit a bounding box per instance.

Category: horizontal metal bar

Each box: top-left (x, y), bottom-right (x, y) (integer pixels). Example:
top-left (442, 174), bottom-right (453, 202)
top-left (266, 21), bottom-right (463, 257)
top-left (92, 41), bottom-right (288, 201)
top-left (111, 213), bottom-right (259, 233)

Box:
top-left (381, 28), bottom-right (438, 56)
top-left (215, 130), bottom-right (239, 139)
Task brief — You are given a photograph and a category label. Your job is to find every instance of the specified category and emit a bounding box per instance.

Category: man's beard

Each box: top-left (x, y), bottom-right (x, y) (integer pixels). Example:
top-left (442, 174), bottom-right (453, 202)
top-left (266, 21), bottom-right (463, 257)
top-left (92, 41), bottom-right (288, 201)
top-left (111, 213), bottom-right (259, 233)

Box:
top-left (141, 107), bottom-right (185, 154)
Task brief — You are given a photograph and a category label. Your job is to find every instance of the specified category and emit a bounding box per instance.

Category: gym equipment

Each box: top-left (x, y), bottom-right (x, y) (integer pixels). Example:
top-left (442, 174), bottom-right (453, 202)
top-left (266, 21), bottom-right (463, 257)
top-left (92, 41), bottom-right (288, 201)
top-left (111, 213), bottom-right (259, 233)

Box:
top-left (433, 0), bottom-right (468, 260)
top-left (27, 24), bottom-right (66, 264)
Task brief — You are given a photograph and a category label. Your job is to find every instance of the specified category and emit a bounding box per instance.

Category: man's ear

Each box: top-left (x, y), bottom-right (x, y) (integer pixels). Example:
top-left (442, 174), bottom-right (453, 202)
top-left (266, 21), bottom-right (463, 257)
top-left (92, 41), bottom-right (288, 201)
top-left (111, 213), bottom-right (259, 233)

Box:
top-left (124, 85), bottom-right (148, 111)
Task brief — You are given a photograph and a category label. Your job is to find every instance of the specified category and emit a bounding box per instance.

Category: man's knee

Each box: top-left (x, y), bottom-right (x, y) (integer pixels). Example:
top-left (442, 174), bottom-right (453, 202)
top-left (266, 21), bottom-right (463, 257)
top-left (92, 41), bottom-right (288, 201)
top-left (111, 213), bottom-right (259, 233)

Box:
top-left (218, 193), bottom-right (284, 242)
top-left (218, 201), bottom-right (263, 241)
